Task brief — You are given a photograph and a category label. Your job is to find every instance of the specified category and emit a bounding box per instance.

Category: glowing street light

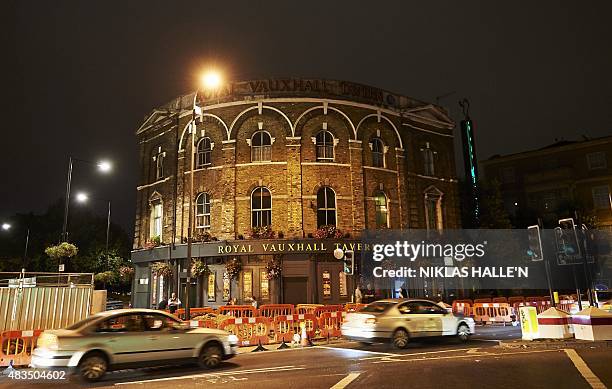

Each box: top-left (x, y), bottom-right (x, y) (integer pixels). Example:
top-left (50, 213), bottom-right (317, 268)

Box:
top-left (97, 160), bottom-right (112, 173)
top-left (76, 192), bottom-right (89, 203)
top-left (200, 70), bottom-right (222, 90)
top-left (1, 223), bottom-right (11, 231)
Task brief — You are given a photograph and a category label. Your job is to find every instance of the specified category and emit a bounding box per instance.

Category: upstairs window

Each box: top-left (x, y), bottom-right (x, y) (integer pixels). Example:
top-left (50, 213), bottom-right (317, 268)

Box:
top-left (196, 193), bottom-right (211, 229)
top-left (424, 187), bottom-right (443, 231)
top-left (251, 131), bottom-right (272, 162)
top-left (592, 185), bottom-right (611, 209)
top-left (587, 152), bottom-right (607, 170)
top-left (197, 137), bottom-right (212, 168)
top-left (252, 187), bottom-right (272, 227)
top-left (422, 143), bottom-right (435, 176)
top-left (374, 191), bottom-right (389, 228)
top-left (371, 138), bottom-right (384, 168)
top-left (153, 146), bottom-right (165, 180)
top-left (149, 195), bottom-right (163, 240)
top-left (317, 186), bottom-right (337, 227)
top-left (316, 131), bottom-right (334, 161)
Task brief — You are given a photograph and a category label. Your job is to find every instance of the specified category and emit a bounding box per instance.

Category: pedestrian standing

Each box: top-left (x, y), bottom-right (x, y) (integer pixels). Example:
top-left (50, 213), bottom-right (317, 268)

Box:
top-left (355, 286), bottom-right (363, 303)
top-left (158, 295), bottom-right (168, 310)
top-left (168, 292), bottom-right (181, 314)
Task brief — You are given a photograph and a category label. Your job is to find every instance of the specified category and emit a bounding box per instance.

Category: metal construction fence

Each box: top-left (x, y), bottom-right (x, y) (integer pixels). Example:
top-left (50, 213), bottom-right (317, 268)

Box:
top-left (0, 272), bottom-right (94, 332)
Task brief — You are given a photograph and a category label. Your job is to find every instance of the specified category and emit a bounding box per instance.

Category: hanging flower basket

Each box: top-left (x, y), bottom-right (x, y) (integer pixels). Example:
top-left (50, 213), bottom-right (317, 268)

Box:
top-left (151, 262), bottom-right (173, 278)
top-left (313, 225), bottom-right (344, 239)
top-left (249, 226), bottom-right (276, 239)
top-left (265, 257), bottom-right (282, 280)
top-left (191, 259), bottom-right (211, 277)
top-left (119, 266), bottom-right (135, 281)
top-left (225, 258), bottom-right (242, 280)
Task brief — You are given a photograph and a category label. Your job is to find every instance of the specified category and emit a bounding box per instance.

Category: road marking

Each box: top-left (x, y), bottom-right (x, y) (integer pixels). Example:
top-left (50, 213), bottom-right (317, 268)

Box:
top-left (316, 345), bottom-right (400, 357)
top-left (359, 347), bottom-right (476, 360)
top-left (564, 349), bottom-right (607, 389)
top-left (372, 349), bottom-right (557, 364)
top-left (114, 365), bottom-right (306, 385)
top-left (331, 372), bottom-right (361, 389)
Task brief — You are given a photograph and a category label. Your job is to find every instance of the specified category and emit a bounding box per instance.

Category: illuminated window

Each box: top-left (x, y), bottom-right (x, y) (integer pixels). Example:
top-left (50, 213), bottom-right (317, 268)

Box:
top-left (195, 193), bottom-right (211, 229)
top-left (196, 137), bottom-right (212, 168)
top-left (374, 191), bottom-right (389, 228)
top-left (149, 194), bottom-right (163, 240)
top-left (423, 148), bottom-right (435, 176)
top-left (251, 131), bottom-right (272, 162)
top-left (316, 131), bottom-right (334, 161)
top-left (317, 187), bottom-right (337, 227)
top-left (252, 187), bottom-right (272, 227)
top-left (371, 138), bottom-right (384, 168)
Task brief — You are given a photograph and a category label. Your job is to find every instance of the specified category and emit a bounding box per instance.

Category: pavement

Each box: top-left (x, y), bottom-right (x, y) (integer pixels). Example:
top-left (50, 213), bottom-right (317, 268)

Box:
top-left (2, 326), bottom-right (611, 389)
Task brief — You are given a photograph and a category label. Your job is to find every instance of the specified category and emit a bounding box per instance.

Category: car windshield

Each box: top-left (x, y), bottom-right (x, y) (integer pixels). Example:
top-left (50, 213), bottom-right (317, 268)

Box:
top-left (65, 315), bottom-right (102, 330)
top-left (361, 301), bottom-right (394, 313)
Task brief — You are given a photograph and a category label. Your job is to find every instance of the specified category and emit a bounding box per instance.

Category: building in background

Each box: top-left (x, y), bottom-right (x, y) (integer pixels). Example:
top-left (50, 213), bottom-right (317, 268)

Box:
top-left (131, 78), bottom-right (461, 308)
top-left (480, 136), bottom-right (612, 229)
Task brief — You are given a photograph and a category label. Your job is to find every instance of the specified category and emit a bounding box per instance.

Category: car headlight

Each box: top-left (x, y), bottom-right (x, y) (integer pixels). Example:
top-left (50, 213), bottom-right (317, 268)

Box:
top-left (364, 318), bottom-right (377, 325)
top-left (228, 334), bottom-right (239, 344)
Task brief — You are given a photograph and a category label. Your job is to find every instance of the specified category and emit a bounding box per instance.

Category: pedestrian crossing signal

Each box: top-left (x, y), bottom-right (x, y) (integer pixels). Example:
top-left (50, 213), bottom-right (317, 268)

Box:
top-left (527, 225), bottom-right (543, 261)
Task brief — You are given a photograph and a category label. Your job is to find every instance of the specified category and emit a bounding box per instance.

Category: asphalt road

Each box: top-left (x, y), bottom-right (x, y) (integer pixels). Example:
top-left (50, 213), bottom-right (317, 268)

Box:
top-left (2, 327), bottom-right (610, 389)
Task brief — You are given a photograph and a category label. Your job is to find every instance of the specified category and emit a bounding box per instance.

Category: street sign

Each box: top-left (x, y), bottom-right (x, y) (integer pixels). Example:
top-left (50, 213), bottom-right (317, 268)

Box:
top-left (58, 264), bottom-right (65, 272)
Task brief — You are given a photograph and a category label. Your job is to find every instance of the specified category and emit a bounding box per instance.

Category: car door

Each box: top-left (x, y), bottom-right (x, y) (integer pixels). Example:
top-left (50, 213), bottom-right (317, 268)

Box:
top-left (413, 301), bottom-right (446, 336)
top-left (141, 313), bottom-right (194, 361)
top-left (95, 313), bottom-right (151, 365)
top-left (397, 302), bottom-right (430, 337)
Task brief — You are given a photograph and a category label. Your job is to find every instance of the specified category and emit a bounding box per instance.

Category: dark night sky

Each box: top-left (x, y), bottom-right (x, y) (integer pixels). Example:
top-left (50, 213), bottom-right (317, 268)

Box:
top-left (3, 1), bottom-right (612, 233)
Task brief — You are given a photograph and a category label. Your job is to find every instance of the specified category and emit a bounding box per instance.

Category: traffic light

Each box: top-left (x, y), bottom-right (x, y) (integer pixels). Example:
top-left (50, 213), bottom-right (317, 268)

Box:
top-left (558, 218), bottom-right (580, 257)
top-left (527, 225), bottom-right (543, 261)
top-left (343, 250), bottom-right (354, 275)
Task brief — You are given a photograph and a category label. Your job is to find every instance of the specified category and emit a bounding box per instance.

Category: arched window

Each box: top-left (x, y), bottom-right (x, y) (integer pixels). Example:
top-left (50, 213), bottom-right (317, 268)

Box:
top-left (149, 193), bottom-right (163, 240)
top-left (316, 131), bottom-right (334, 161)
top-left (317, 187), bottom-right (337, 227)
top-left (195, 193), bottom-right (211, 229)
top-left (371, 138), bottom-right (384, 168)
top-left (374, 191), bottom-right (389, 228)
top-left (197, 137), bottom-right (212, 168)
top-left (251, 187), bottom-right (272, 227)
top-left (251, 131), bottom-right (272, 162)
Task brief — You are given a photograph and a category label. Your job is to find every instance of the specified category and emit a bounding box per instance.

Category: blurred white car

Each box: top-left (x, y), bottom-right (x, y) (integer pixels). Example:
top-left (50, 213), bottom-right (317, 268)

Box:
top-left (341, 299), bottom-right (475, 348)
top-left (31, 308), bottom-right (238, 382)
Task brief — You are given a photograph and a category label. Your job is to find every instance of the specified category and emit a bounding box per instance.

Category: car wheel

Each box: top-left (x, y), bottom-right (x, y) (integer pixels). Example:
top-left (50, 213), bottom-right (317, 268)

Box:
top-left (392, 329), bottom-right (409, 349)
top-left (78, 352), bottom-right (108, 382)
top-left (457, 323), bottom-right (470, 343)
top-left (199, 343), bottom-right (223, 369)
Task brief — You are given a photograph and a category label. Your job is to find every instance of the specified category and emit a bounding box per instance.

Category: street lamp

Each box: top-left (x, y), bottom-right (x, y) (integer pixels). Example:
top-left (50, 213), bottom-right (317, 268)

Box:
top-left (185, 70), bottom-right (223, 320)
top-left (61, 157), bottom-right (112, 243)
top-left (1, 223), bottom-right (10, 231)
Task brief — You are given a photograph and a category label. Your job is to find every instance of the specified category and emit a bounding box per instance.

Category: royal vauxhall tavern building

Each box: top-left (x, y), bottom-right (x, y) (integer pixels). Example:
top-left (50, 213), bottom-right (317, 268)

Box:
top-left (130, 78), bottom-right (461, 308)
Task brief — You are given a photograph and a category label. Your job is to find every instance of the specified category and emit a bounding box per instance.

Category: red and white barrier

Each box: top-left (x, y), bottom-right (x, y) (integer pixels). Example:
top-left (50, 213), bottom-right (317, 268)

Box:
top-left (572, 307), bottom-right (612, 341)
top-left (537, 308), bottom-right (573, 339)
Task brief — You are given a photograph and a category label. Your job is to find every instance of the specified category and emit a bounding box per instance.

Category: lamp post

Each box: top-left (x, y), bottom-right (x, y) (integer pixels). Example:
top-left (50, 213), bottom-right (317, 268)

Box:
top-left (61, 158), bottom-right (112, 243)
top-left (185, 70), bottom-right (222, 320)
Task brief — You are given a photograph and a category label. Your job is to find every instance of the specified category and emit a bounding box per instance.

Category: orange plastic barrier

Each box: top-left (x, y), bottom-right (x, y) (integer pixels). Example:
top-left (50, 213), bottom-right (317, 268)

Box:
top-left (296, 304), bottom-right (323, 315)
top-left (314, 305), bottom-right (344, 318)
top-left (452, 301), bottom-right (472, 316)
top-left (259, 304), bottom-right (295, 317)
top-left (525, 300), bottom-right (551, 314)
top-left (474, 298), bottom-right (492, 304)
top-left (173, 307), bottom-right (215, 320)
top-left (492, 297), bottom-right (508, 303)
top-left (188, 319), bottom-right (218, 329)
top-left (472, 303), bottom-right (512, 324)
top-left (319, 311), bottom-right (342, 338)
top-left (453, 299), bottom-right (474, 306)
top-left (344, 303), bottom-right (366, 312)
top-left (273, 313), bottom-right (317, 342)
top-left (508, 296), bottom-right (525, 305)
top-left (557, 300), bottom-right (575, 314)
top-left (0, 329), bottom-right (44, 367)
top-left (219, 305), bottom-right (258, 317)
top-left (219, 316), bottom-right (271, 346)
